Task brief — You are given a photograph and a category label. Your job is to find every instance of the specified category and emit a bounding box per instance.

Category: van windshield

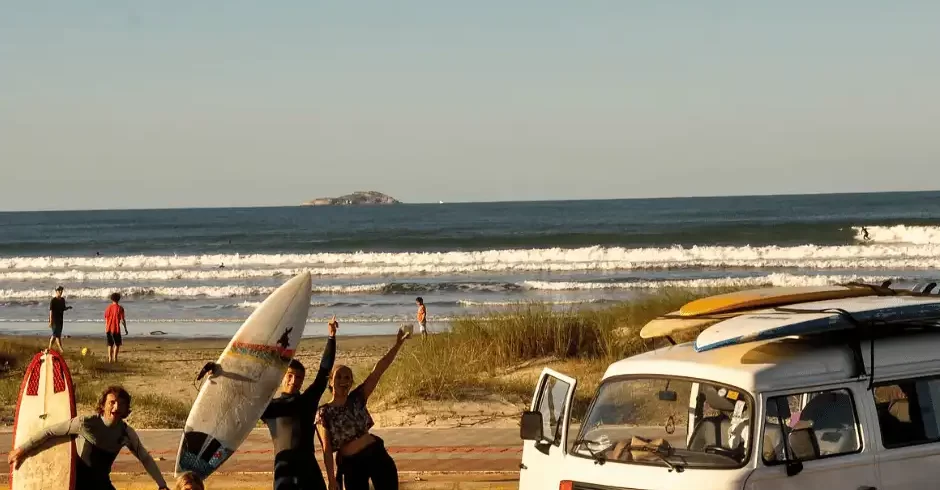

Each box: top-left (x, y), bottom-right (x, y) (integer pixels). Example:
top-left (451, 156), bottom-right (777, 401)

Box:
top-left (572, 377), bottom-right (753, 470)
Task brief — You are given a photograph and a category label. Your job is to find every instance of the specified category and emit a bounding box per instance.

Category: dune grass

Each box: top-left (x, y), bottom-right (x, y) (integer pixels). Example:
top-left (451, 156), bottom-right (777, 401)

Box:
top-left (0, 338), bottom-right (178, 426)
top-left (374, 287), bottom-right (737, 419)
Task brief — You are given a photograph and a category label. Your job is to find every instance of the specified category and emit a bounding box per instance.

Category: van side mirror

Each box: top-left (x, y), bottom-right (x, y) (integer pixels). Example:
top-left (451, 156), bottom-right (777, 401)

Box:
top-left (520, 411), bottom-right (544, 441)
top-left (658, 390), bottom-right (678, 402)
top-left (785, 427), bottom-right (819, 476)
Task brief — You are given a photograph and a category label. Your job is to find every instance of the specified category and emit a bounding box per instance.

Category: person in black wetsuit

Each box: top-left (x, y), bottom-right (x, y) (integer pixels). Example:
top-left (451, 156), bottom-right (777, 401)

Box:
top-left (261, 316), bottom-right (339, 490)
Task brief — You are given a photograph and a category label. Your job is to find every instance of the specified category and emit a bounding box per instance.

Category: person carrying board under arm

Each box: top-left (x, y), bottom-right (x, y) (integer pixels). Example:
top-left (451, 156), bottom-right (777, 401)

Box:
top-left (8, 386), bottom-right (169, 490)
top-left (260, 316), bottom-right (338, 490)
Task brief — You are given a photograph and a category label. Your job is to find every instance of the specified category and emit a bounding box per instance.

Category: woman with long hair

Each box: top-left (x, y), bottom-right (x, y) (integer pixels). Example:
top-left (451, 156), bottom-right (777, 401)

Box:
top-left (316, 327), bottom-right (410, 490)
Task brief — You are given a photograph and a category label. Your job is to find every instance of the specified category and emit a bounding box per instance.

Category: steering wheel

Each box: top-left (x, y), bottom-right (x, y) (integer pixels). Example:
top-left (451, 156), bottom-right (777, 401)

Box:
top-left (704, 445), bottom-right (738, 458)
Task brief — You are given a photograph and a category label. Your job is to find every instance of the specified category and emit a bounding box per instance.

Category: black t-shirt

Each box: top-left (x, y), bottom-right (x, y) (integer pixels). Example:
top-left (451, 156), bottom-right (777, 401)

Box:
top-left (50, 297), bottom-right (67, 326)
top-left (261, 337), bottom-right (335, 458)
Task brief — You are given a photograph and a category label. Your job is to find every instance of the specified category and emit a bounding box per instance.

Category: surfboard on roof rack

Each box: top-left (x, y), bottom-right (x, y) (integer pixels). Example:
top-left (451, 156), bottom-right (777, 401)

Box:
top-left (692, 295), bottom-right (940, 353)
top-left (676, 283), bottom-right (896, 318)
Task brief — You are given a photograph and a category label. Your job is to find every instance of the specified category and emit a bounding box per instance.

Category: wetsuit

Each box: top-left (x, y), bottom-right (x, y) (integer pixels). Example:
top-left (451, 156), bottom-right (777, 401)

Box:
top-left (261, 335), bottom-right (336, 490)
top-left (17, 415), bottom-right (167, 490)
top-left (49, 296), bottom-right (68, 338)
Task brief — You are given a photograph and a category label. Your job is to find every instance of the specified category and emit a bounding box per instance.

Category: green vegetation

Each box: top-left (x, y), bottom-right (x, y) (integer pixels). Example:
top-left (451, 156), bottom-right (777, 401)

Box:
top-left (375, 287), bottom-right (735, 420)
top-left (0, 338), bottom-right (178, 427)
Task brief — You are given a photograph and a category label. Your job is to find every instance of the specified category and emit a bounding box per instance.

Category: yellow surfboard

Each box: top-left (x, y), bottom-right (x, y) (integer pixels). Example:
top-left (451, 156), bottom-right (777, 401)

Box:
top-left (677, 284), bottom-right (882, 317)
top-left (639, 310), bottom-right (742, 339)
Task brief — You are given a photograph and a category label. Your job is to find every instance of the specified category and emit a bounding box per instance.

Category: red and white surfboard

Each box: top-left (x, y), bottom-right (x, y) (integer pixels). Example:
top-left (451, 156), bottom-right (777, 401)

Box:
top-left (11, 350), bottom-right (77, 490)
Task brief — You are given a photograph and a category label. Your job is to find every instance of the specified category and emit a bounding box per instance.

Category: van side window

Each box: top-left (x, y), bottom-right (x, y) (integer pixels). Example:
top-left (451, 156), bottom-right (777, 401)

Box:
top-left (535, 376), bottom-right (572, 446)
top-left (873, 379), bottom-right (940, 448)
top-left (762, 389), bottom-right (861, 464)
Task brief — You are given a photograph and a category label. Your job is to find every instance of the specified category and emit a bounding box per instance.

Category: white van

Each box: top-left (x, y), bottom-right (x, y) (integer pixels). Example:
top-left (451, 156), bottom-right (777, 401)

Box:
top-left (518, 325), bottom-right (940, 489)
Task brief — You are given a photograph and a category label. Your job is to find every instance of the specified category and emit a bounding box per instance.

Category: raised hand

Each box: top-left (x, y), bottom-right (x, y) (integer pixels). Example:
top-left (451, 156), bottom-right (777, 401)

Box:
top-left (328, 315), bottom-right (339, 337)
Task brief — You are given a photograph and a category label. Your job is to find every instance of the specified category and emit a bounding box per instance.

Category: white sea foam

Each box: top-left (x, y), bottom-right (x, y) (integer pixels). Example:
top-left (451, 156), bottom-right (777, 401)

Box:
top-left (0, 283), bottom-right (391, 300)
top-left (852, 225), bottom-right (940, 245)
top-left (3, 243), bottom-right (940, 278)
top-left (522, 273), bottom-right (896, 291)
top-left (0, 273), bottom-right (911, 299)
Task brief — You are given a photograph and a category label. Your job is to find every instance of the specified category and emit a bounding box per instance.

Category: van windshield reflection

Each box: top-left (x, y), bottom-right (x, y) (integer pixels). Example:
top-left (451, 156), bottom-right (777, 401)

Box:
top-left (573, 377), bottom-right (753, 469)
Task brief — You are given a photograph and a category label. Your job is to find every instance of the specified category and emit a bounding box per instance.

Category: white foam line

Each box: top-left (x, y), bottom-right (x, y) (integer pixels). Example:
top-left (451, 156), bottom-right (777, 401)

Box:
top-left (4, 243), bottom-right (940, 274)
top-left (522, 273), bottom-right (897, 291)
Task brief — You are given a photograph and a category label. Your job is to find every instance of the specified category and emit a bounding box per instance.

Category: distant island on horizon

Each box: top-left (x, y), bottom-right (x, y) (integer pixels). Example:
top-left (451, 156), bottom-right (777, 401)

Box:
top-left (302, 191), bottom-right (401, 206)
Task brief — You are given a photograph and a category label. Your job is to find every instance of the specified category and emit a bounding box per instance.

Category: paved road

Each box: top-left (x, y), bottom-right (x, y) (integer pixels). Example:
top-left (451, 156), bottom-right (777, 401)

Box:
top-left (0, 427), bottom-right (523, 478)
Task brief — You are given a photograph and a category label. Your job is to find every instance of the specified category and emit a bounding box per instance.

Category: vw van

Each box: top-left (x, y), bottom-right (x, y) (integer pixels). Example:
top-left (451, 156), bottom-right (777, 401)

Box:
top-left (519, 317), bottom-right (940, 489)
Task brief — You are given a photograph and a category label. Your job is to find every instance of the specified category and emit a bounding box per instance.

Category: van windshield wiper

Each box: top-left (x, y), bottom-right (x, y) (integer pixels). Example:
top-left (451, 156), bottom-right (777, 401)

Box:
top-left (630, 446), bottom-right (685, 473)
top-left (571, 437), bottom-right (608, 465)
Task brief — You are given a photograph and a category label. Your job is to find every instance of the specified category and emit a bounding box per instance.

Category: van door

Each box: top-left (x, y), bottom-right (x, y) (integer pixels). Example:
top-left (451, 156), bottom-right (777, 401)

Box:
top-left (518, 368), bottom-right (578, 490)
top-left (744, 383), bottom-right (879, 490)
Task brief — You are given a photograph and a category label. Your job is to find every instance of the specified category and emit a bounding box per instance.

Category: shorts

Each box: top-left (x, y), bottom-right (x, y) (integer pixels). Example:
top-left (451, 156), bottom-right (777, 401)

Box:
top-left (419, 320), bottom-right (427, 333)
top-left (50, 323), bottom-right (63, 338)
top-left (106, 332), bottom-right (122, 347)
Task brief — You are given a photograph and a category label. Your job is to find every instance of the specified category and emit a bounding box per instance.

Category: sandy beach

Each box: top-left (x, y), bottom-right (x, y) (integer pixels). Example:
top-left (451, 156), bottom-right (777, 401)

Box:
top-left (0, 333), bottom-right (526, 431)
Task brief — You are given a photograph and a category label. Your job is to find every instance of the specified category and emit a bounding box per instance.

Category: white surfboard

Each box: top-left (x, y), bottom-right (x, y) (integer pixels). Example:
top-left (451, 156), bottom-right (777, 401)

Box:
top-left (694, 295), bottom-right (940, 352)
top-left (12, 350), bottom-right (77, 490)
top-left (175, 272), bottom-right (312, 479)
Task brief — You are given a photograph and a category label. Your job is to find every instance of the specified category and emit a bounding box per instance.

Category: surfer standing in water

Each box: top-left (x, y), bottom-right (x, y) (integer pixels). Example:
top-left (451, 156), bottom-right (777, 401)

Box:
top-left (8, 386), bottom-right (170, 490)
top-left (260, 316), bottom-right (338, 490)
top-left (317, 327), bottom-right (411, 490)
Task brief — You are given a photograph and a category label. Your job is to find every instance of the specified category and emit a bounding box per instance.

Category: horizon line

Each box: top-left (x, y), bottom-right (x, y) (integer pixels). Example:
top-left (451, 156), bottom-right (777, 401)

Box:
top-left (2, 188), bottom-right (938, 214)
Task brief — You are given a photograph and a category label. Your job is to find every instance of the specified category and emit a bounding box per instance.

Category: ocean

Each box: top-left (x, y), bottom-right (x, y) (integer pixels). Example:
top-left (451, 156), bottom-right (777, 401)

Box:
top-left (3, 191), bottom-right (940, 338)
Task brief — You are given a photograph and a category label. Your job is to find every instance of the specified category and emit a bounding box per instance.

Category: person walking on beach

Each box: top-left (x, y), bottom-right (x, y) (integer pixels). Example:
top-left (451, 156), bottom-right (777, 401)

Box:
top-left (8, 386), bottom-right (170, 490)
top-left (316, 327), bottom-right (410, 490)
top-left (48, 285), bottom-right (72, 352)
top-left (104, 293), bottom-right (128, 363)
top-left (415, 296), bottom-right (428, 340)
top-left (260, 316), bottom-right (338, 490)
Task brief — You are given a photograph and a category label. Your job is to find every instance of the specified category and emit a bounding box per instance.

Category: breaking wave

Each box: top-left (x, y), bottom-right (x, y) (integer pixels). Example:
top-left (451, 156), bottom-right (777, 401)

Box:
top-left (0, 273), bottom-right (917, 299)
top-left (4, 242), bottom-right (940, 277)
top-left (852, 225), bottom-right (940, 245)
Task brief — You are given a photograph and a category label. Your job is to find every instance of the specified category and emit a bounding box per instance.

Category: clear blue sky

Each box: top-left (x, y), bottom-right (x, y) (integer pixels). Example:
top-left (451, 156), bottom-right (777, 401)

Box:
top-left (2, 1), bottom-right (939, 211)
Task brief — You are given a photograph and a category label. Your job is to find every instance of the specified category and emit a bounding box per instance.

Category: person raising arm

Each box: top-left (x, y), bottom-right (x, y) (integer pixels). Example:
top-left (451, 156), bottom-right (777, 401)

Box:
top-left (316, 327), bottom-right (410, 490)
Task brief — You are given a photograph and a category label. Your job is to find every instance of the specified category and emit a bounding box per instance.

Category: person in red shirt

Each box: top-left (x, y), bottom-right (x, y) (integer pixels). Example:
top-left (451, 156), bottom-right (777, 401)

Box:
top-left (104, 292), bottom-right (128, 363)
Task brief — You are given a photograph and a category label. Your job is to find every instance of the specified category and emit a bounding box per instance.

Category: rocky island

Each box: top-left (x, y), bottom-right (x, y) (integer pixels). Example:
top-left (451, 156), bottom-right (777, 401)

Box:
top-left (302, 191), bottom-right (401, 206)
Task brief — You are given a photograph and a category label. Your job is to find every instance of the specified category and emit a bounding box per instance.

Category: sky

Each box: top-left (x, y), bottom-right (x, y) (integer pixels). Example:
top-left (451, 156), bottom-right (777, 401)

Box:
top-left (2, 1), bottom-right (939, 211)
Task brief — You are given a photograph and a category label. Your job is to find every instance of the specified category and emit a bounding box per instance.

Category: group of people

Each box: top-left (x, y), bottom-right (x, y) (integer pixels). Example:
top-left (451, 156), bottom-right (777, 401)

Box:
top-left (9, 315), bottom-right (413, 490)
top-left (47, 285), bottom-right (128, 363)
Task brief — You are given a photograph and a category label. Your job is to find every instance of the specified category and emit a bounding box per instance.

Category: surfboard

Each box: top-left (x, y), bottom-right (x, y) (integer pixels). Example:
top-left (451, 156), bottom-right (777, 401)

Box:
top-left (175, 272), bottom-right (312, 479)
top-left (677, 284), bottom-right (882, 317)
top-left (639, 310), bottom-right (742, 339)
top-left (11, 350), bottom-right (76, 490)
top-left (693, 296), bottom-right (940, 352)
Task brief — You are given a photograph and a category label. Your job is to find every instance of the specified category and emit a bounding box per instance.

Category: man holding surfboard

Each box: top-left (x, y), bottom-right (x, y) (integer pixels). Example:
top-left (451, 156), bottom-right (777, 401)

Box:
top-left (260, 315), bottom-right (339, 490)
top-left (8, 385), bottom-right (170, 490)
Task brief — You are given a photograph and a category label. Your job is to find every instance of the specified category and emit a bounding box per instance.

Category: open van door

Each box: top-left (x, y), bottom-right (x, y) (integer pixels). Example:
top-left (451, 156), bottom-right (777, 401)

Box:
top-left (518, 368), bottom-right (577, 490)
